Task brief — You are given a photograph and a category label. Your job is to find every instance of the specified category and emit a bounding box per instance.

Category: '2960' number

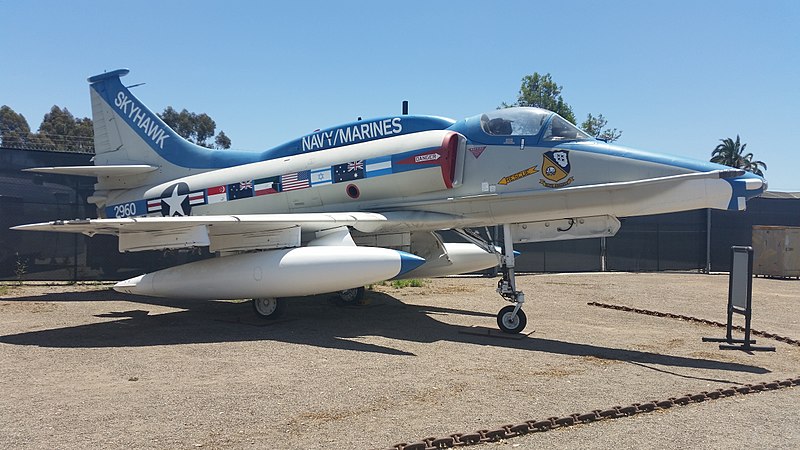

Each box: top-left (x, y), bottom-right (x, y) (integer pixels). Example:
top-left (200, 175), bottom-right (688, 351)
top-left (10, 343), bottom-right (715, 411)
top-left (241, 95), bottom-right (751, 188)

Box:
top-left (113, 202), bottom-right (137, 218)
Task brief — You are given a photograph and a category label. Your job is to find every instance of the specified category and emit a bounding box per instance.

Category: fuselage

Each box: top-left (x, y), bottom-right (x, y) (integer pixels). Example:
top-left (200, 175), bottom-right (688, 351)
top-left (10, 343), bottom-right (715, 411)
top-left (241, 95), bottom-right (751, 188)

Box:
top-left (101, 107), bottom-right (767, 237)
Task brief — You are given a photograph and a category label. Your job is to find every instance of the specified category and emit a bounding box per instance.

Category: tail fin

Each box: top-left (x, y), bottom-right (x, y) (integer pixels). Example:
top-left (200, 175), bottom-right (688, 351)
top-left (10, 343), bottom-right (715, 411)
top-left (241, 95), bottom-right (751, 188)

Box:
top-left (88, 69), bottom-right (260, 188)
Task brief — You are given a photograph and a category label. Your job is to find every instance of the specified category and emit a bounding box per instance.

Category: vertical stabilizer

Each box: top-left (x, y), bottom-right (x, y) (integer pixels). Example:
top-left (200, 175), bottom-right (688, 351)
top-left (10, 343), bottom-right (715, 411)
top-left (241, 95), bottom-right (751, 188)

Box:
top-left (89, 69), bottom-right (222, 170)
top-left (86, 69), bottom-right (261, 200)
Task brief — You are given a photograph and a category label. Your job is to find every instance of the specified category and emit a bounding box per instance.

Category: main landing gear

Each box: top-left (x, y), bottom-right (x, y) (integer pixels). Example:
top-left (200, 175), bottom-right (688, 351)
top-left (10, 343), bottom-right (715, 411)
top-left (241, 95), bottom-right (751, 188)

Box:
top-left (252, 287), bottom-right (366, 320)
top-left (252, 297), bottom-right (285, 319)
top-left (338, 286), bottom-right (366, 304)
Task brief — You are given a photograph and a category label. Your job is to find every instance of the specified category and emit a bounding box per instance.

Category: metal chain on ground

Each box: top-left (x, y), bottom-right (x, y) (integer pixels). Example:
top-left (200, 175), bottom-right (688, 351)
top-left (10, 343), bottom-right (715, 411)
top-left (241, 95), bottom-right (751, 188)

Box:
top-left (587, 301), bottom-right (800, 347)
top-left (385, 305), bottom-right (800, 449)
top-left (384, 376), bottom-right (800, 450)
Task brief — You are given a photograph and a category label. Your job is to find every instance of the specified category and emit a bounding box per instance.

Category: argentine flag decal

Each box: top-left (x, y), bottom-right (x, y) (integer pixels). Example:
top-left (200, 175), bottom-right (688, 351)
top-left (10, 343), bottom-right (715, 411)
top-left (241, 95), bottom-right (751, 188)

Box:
top-left (366, 155), bottom-right (393, 177)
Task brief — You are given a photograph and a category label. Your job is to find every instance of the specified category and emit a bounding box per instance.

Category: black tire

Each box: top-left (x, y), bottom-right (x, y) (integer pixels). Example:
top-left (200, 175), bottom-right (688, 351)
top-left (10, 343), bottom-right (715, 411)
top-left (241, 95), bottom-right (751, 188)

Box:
top-left (252, 297), bottom-right (285, 319)
top-left (497, 305), bottom-right (527, 334)
top-left (338, 286), bottom-right (366, 304)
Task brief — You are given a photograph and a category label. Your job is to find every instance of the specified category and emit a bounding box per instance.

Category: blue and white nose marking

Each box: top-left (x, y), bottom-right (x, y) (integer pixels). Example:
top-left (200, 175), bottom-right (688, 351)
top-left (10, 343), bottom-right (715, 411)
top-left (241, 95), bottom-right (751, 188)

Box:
top-left (725, 170), bottom-right (767, 210)
top-left (565, 141), bottom-right (768, 211)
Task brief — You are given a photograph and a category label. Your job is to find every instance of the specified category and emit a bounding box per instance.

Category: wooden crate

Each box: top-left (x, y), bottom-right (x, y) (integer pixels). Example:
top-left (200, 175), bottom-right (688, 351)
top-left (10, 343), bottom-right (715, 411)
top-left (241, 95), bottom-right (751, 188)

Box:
top-left (752, 226), bottom-right (800, 278)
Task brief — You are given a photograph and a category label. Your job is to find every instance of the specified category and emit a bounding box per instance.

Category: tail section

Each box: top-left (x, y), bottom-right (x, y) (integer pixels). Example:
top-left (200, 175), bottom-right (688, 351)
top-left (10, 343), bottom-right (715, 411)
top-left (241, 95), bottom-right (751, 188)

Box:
top-left (85, 69), bottom-right (262, 206)
top-left (89, 69), bottom-right (178, 170)
top-left (89, 69), bottom-right (259, 170)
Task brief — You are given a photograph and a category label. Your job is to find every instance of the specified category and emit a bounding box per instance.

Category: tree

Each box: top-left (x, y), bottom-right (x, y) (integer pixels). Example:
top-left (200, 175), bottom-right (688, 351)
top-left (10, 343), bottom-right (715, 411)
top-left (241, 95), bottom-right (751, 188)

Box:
top-left (710, 135), bottom-right (766, 176)
top-left (503, 72), bottom-right (622, 142)
top-left (580, 113), bottom-right (622, 143)
top-left (36, 106), bottom-right (94, 151)
top-left (0, 105), bottom-right (32, 147)
top-left (159, 107), bottom-right (227, 149)
top-left (159, 106), bottom-right (187, 138)
top-left (193, 113), bottom-right (216, 146)
top-left (504, 73), bottom-right (576, 123)
top-left (215, 130), bottom-right (231, 149)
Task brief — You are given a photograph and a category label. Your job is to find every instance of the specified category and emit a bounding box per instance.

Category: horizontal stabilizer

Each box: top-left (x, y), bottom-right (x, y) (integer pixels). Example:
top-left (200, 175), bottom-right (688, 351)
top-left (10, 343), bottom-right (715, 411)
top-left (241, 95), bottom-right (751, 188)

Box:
top-left (24, 165), bottom-right (159, 177)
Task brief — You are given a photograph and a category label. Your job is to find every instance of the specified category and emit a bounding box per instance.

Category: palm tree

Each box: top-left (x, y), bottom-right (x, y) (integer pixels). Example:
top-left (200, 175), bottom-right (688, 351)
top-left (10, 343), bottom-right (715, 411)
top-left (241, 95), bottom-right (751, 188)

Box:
top-left (710, 135), bottom-right (767, 176)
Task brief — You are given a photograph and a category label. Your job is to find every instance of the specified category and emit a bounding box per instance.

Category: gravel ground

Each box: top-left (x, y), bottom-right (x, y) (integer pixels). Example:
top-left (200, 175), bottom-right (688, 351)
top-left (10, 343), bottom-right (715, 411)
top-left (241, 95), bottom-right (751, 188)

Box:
top-left (0, 272), bottom-right (798, 449)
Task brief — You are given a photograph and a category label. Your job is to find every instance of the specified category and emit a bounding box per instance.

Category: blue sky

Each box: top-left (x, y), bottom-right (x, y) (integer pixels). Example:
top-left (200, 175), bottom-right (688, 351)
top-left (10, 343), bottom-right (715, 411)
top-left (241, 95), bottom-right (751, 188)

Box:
top-left (2, 0), bottom-right (798, 190)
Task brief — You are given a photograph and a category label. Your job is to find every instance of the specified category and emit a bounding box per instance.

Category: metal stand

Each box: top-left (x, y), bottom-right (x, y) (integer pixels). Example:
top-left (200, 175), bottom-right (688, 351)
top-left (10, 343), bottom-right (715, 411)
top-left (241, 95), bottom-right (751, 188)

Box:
top-left (702, 246), bottom-right (775, 352)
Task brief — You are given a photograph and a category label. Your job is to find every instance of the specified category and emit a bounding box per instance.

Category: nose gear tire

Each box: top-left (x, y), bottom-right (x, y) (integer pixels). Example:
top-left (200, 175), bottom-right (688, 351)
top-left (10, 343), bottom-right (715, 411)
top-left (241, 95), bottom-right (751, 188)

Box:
top-left (497, 305), bottom-right (527, 334)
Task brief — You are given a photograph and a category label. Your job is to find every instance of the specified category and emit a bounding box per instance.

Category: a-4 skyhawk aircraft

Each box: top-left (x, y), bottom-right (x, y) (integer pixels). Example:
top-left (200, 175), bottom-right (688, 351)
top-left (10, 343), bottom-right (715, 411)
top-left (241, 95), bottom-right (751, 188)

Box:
top-left (14, 69), bottom-right (766, 333)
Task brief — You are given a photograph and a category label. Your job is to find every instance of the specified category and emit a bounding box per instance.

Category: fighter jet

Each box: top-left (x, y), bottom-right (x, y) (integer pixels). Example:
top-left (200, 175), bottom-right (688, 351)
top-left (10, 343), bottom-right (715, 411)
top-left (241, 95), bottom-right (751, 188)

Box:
top-left (13, 69), bottom-right (767, 333)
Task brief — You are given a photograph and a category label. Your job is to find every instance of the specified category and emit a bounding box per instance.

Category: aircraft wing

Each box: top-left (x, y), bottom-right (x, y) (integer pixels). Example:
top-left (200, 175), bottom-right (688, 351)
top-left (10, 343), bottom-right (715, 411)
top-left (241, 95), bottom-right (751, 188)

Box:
top-left (23, 165), bottom-right (159, 177)
top-left (11, 211), bottom-right (461, 252)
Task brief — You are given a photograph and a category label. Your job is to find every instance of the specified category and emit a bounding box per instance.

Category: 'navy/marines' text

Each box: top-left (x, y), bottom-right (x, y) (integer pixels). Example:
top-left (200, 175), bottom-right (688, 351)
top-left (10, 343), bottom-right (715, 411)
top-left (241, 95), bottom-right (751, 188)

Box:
top-left (302, 118), bottom-right (402, 152)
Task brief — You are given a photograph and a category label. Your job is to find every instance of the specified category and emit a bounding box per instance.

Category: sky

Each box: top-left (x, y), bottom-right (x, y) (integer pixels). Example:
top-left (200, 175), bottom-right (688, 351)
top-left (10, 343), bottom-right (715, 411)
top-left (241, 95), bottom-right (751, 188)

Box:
top-left (1, 0), bottom-right (798, 190)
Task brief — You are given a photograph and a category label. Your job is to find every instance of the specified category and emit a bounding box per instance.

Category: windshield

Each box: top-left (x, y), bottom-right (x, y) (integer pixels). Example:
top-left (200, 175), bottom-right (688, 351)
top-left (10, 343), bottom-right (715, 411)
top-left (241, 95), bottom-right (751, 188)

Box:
top-left (541, 114), bottom-right (592, 142)
top-left (479, 107), bottom-right (551, 136)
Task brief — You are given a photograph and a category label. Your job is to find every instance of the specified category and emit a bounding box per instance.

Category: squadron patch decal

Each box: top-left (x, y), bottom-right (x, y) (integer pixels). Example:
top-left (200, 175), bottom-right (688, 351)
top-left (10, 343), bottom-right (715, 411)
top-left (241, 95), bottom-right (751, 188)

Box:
top-left (540, 150), bottom-right (574, 188)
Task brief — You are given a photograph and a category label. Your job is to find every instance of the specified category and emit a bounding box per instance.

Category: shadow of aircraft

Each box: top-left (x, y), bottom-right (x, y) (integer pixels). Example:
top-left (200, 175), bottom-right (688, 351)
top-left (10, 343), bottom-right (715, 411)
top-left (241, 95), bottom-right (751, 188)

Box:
top-left (0, 288), bottom-right (770, 374)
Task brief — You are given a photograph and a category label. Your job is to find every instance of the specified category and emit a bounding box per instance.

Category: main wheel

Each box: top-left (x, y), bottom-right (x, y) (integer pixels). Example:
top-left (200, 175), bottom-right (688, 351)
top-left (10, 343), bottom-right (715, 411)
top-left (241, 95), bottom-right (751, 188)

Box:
top-left (252, 297), bottom-right (284, 319)
top-left (497, 305), bottom-right (527, 334)
top-left (338, 286), bottom-right (366, 304)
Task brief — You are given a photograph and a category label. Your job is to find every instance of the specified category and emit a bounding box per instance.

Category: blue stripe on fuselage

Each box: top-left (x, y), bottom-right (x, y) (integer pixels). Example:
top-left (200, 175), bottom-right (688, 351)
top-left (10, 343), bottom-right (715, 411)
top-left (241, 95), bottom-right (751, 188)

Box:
top-left (90, 72), bottom-right (454, 169)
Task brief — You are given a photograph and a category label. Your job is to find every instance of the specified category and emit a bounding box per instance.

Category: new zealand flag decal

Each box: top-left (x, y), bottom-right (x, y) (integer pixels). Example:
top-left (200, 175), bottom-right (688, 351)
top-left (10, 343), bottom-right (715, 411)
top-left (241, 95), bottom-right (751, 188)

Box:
top-left (227, 180), bottom-right (254, 200)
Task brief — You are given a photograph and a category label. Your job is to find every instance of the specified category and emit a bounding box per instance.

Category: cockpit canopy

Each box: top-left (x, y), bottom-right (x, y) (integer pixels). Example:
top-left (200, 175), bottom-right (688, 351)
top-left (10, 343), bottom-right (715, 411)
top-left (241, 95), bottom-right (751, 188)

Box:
top-left (478, 107), bottom-right (592, 142)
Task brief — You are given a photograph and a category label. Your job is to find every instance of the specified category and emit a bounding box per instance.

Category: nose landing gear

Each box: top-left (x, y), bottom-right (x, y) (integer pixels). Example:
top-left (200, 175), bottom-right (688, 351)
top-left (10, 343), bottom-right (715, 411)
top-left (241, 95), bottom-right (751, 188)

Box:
top-left (495, 223), bottom-right (526, 334)
top-left (454, 224), bottom-right (528, 334)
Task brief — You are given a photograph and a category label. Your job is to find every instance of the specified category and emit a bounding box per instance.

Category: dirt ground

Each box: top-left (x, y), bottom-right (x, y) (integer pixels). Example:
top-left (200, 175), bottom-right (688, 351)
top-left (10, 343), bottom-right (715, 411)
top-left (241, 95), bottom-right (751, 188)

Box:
top-left (1, 272), bottom-right (798, 449)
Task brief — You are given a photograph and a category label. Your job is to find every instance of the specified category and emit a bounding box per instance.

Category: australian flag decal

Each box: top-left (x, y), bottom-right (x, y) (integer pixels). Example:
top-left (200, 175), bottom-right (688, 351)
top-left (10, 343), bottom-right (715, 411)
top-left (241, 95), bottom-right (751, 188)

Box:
top-left (333, 160), bottom-right (365, 183)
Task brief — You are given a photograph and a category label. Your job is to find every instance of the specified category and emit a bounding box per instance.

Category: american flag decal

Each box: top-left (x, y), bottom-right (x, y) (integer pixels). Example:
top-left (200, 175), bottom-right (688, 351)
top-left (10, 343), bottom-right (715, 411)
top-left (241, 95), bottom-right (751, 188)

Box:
top-left (280, 170), bottom-right (311, 191)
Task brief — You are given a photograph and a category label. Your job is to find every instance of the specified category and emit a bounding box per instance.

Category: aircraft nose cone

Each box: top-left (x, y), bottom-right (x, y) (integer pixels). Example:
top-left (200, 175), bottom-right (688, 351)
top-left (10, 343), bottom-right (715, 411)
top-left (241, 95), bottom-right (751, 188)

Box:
top-left (723, 170), bottom-right (767, 210)
top-left (735, 171), bottom-right (767, 194)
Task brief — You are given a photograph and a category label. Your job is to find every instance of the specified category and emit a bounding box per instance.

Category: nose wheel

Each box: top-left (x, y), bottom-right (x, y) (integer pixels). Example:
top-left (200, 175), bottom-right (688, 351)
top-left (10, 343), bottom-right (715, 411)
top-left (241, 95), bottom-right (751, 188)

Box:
top-left (495, 224), bottom-right (527, 334)
top-left (497, 305), bottom-right (527, 333)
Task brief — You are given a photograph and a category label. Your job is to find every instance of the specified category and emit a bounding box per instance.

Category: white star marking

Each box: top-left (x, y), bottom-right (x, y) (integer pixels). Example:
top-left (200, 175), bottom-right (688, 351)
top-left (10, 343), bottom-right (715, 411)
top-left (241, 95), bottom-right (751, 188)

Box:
top-left (162, 184), bottom-right (188, 216)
